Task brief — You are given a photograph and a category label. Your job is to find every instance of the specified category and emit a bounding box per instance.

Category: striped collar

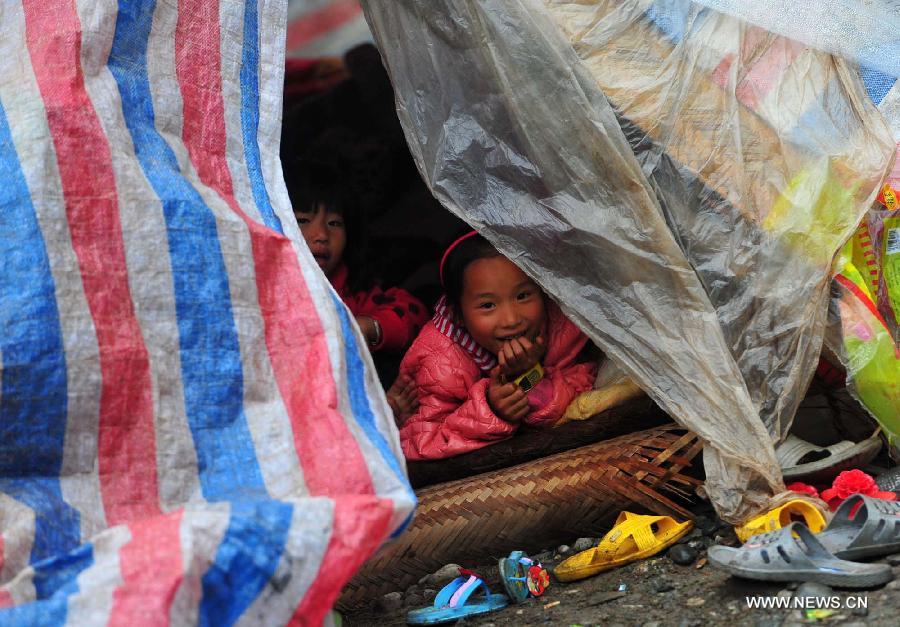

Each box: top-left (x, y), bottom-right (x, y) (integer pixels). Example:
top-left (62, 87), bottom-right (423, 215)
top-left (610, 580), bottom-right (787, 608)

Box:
top-left (432, 296), bottom-right (497, 373)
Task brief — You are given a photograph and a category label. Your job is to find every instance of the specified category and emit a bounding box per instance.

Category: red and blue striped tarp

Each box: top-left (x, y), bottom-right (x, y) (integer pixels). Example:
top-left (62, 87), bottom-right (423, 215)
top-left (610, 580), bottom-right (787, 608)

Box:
top-left (0, 1), bottom-right (414, 624)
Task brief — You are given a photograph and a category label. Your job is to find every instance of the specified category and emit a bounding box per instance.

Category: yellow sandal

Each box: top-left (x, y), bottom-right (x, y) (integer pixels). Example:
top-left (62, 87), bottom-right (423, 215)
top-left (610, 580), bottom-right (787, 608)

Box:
top-left (553, 511), bottom-right (693, 582)
top-left (734, 499), bottom-right (826, 543)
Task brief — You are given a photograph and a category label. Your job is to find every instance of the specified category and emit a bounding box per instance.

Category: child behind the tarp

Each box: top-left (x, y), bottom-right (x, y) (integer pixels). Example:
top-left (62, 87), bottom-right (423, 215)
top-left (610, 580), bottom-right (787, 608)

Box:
top-left (287, 150), bottom-right (427, 420)
top-left (398, 231), bottom-right (598, 460)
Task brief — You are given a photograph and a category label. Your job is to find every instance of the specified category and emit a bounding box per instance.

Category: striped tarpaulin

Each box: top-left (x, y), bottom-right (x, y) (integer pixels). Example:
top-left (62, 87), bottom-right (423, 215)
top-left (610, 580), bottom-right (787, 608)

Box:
top-left (0, 1), bottom-right (414, 624)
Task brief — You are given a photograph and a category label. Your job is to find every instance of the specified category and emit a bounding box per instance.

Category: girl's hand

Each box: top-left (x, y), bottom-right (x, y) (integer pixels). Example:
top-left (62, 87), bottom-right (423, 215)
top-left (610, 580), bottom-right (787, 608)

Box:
top-left (386, 374), bottom-right (418, 427)
top-left (498, 334), bottom-right (546, 379)
top-left (487, 367), bottom-right (529, 423)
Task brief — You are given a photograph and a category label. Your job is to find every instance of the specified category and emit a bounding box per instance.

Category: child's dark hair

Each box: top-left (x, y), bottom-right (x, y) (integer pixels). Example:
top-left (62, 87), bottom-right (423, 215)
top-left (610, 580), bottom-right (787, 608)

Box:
top-left (285, 132), bottom-right (372, 291)
top-left (441, 233), bottom-right (501, 310)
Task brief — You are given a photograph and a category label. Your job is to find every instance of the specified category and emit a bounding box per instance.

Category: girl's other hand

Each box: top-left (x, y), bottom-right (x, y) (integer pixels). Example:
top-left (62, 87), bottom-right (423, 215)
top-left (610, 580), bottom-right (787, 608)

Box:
top-left (498, 334), bottom-right (546, 379)
top-left (386, 374), bottom-right (418, 427)
top-left (487, 366), bottom-right (529, 423)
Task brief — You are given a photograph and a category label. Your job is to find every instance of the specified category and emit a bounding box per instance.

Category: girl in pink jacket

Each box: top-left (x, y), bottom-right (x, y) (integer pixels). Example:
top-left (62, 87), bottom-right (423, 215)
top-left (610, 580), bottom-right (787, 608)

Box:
top-left (398, 232), bottom-right (597, 460)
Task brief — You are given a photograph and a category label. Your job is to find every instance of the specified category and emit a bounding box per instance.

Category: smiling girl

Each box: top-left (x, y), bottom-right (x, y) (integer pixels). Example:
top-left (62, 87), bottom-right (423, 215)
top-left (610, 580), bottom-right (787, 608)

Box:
top-left (398, 232), bottom-right (597, 460)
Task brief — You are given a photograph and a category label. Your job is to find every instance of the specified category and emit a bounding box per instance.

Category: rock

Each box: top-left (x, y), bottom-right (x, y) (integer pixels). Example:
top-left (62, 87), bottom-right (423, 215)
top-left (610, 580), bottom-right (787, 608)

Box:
top-left (713, 534), bottom-right (738, 547)
top-left (532, 551), bottom-right (554, 564)
top-left (668, 544), bottom-right (698, 566)
top-left (642, 622), bottom-right (661, 627)
top-left (687, 539), bottom-right (706, 551)
top-left (418, 564), bottom-right (461, 588)
top-left (713, 518), bottom-right (733, 533)
top-left (888, 580), bottom-right (900, 591)
top-left (685, 597), bottom-right (706, 607)
top-left (754, 619), bottom-right (780, 627)
top-left (654, 581), bottom-right (675, 593)
top-left (776, 588), bottom-right (793, 600)
top-left (572, 537), bottom-right (596, 553)
top-left (851, 605), bottom-right (869, 617)
top-left (404, 584), bottom-right (419, 597)
top-left (786, 581), bottom-right (799, 590)
top-left (557, 544), bottom-right (571, 555)
top-left (405, 593), bottom-right (423, 608)
top-left (842, 623), bottom-right (867, 627)
top-left (379, 591), bottom-right (403, 612)
top-left (694, 515), bottom-right (715, 535)
top-left (422, 588), bottom-right (437, 603)
top-left (887, 553), bottom-right (900, 567)
top-left (794, 582), bottom-right (832, 600)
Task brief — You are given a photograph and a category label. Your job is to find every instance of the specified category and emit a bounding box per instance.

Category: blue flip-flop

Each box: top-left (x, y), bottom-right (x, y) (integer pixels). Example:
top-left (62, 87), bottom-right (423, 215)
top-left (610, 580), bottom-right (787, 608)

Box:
top-left (498, 551), bottom-right (532, 603)
top-left (406, 570), bottom-right (508, 624)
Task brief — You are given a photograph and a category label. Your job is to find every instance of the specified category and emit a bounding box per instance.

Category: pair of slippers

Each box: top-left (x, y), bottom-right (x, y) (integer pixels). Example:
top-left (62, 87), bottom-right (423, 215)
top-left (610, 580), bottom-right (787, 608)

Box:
top-left (406, 555), bottom-right (550, 624)
top-left (709, 494), bottom-right (900, 588)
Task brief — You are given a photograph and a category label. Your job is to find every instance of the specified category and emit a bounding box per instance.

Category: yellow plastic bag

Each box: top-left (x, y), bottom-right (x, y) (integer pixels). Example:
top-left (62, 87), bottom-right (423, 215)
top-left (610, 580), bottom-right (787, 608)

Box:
top-left (831, 247), bottom-right (900, 441)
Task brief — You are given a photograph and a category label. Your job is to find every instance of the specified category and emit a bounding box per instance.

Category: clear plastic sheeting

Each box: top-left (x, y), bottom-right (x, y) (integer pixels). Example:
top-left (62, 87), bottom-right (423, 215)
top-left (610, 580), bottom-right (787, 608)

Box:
top-left (361, 0), bottom-right (894, 522)
top-left (693, 0), bottom-right (899, 79)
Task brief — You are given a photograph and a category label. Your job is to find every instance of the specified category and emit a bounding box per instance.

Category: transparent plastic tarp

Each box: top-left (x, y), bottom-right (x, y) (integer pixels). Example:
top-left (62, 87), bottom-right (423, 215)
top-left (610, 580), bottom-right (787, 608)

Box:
top-left (361, 0), bottom-right (894, 522)
top-left (694, 0), bottom-right (899, 79)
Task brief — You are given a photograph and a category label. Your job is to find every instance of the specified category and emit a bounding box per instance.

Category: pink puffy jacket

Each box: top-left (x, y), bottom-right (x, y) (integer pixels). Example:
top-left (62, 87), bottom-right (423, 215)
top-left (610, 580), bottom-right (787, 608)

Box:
top-left (398, 302), bottom-right (597, 460)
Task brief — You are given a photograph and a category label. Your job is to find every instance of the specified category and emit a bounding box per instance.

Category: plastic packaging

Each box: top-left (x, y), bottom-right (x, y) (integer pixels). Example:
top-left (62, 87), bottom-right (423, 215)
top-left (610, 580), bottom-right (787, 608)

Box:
top-left (361, 0), bottom-right (894, 522)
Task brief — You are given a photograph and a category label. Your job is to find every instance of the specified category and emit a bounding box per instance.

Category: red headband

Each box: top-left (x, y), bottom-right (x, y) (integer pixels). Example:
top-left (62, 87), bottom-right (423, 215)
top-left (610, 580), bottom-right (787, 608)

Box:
top-left (439, 230), bottom-right (479, 287)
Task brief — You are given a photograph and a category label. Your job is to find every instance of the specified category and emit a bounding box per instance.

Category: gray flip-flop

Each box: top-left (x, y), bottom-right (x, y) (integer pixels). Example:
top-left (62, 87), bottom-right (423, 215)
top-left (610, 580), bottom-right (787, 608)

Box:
top-left (876, 467), bottom-right (900, 492)
top-left (816, 494), bottom-right (900, 560)
top-left (708, 523), bottom-right (892, 588)
top-left (778, 433), bottom-right (882, 484)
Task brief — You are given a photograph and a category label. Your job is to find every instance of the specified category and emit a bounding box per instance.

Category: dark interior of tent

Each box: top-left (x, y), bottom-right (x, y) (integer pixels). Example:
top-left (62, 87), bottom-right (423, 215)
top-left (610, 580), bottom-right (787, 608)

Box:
top-left (281, 44), bottom-right (467, 322)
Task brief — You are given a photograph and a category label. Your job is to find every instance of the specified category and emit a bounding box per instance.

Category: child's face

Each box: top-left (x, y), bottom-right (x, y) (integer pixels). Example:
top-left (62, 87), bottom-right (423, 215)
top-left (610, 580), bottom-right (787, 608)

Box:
top-left (459, 256), bottom-right (546, 355)
top-left (296, 203), bottom-right (346, 277)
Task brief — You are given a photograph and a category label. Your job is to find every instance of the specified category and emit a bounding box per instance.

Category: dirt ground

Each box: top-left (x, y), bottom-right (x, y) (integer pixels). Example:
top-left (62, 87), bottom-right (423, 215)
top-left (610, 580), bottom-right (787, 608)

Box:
top-left (345, 519), bottom-right (900, 627)
top-left (344, 389), bottom-right (892, 626)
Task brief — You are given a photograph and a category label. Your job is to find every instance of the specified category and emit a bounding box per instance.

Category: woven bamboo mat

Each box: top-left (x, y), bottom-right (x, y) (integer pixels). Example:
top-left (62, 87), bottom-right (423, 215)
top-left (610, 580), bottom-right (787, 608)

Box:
top-left (339, 424), bottom-right (702, 609)
top-left (407, 395), bottom-right (669, 488)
